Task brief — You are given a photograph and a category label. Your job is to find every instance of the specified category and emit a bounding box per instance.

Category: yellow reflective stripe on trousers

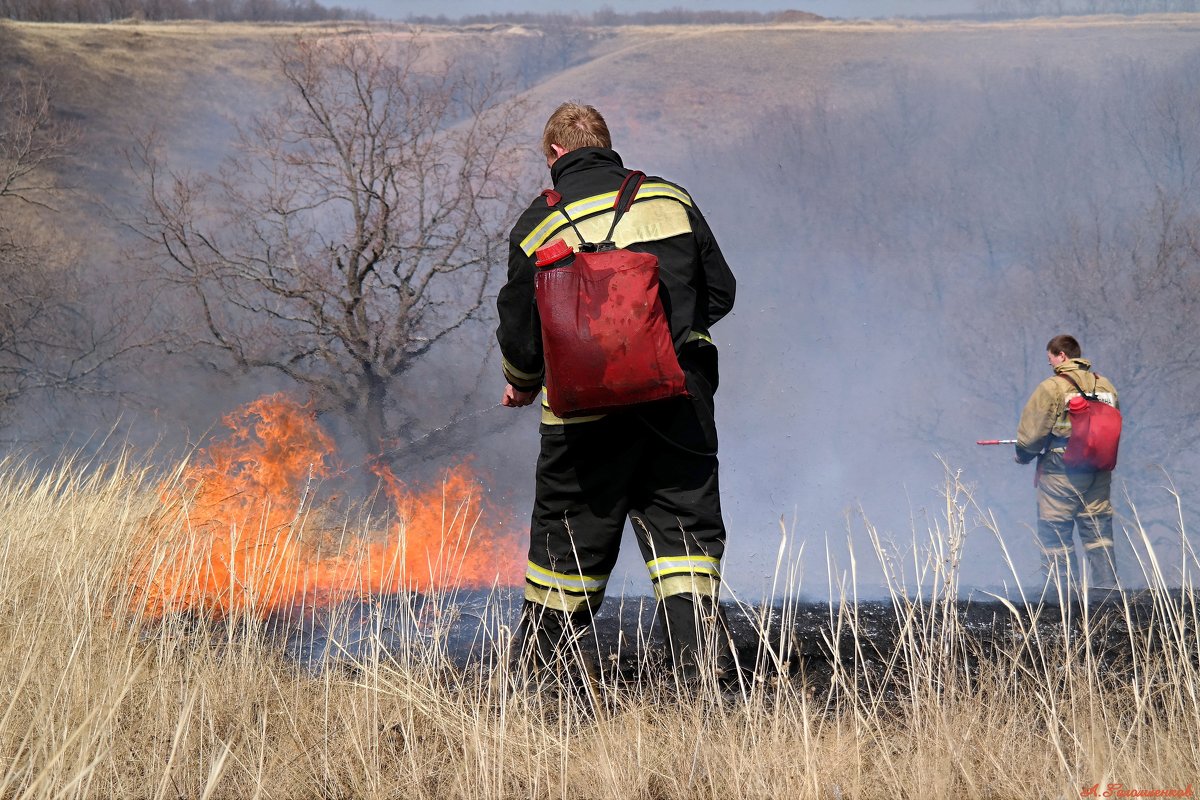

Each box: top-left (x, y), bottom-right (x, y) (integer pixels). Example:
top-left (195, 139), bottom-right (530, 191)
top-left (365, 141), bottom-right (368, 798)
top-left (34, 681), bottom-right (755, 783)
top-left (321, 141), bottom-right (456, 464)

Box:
top-left (520, 183), bottom-right (695, 256)
top-left (653, 574), bottom-right (720, 601)
top-left (646, 555), bottom-right (721, 581)
top-left (525, 561), bottom-right (608, 593)
top-left (1083, 539), bottom-right (1114, 550)
top-left (524, 583), bottom-right (602, 613)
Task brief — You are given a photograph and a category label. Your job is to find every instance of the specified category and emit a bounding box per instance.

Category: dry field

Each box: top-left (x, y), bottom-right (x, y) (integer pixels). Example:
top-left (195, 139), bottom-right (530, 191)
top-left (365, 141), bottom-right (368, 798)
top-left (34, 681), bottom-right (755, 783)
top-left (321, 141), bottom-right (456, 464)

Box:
top-left (0, 452), bottom-right (1195, 799)
top-left (3, 15), bottom-right (1200, 799)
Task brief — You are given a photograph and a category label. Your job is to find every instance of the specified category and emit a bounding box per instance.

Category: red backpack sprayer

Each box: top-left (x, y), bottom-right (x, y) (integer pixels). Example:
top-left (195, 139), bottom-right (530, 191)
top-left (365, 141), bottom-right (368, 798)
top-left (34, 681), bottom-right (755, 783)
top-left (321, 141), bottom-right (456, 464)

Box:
top-left (532, 171), bottom-right (687, 418)
top-left (978, 372), bottom-right (1122, 471)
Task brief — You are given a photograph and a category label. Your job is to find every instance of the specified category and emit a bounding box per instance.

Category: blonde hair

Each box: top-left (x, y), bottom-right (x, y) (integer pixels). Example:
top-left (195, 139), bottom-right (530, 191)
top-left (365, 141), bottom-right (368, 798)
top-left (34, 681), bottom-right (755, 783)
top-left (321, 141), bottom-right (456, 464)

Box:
top-left (542, 102), bottom-right (611, 160)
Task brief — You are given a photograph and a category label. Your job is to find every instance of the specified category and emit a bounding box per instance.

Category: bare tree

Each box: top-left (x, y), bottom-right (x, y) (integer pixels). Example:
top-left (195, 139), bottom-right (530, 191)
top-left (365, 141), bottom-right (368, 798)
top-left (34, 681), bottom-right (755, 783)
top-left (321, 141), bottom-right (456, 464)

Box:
top-left (0, 79), bottom-right (74, 210)
top-left (0, 78), bottom-right (154, 439)
top-left (133, 32), bottom-right (528, 454)
top-left (0, 79), bottom-right (83, 425)
top-left (1037, 189), bottom-right (1200, 466)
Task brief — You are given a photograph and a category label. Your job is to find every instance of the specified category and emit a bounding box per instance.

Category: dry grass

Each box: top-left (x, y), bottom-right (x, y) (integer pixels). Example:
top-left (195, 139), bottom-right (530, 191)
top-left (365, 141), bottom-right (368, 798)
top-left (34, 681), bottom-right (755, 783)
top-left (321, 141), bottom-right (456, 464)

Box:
top-left (0, 453), bottom-right (1196, 798)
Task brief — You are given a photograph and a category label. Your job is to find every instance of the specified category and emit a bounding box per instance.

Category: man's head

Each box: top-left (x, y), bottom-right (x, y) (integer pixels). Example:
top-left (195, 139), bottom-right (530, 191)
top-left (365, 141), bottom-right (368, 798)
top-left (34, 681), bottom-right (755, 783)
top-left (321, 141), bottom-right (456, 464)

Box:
top-left (542, 103), bottom-right (611, 166)
top-left (1046, 334), bottom-right (1081, 368)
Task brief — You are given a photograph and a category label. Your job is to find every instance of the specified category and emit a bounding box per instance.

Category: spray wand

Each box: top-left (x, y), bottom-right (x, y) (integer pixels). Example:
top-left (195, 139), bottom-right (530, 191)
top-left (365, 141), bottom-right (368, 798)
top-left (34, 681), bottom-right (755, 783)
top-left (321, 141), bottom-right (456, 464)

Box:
top-left (976, 439), bottom-right (1017, 446)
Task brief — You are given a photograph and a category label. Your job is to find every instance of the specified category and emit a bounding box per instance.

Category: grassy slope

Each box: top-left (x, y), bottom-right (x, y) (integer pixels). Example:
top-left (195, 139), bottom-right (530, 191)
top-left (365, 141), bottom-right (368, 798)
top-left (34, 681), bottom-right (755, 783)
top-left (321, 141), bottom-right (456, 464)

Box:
top-left (7, 15), bottom-right (1200, 183)
top-left (1, 14), bottom-right (1198, 235)
top-left (5, 22), bottom-right (282, 185)
top-left (508, 15), bottom-right (1200, 153)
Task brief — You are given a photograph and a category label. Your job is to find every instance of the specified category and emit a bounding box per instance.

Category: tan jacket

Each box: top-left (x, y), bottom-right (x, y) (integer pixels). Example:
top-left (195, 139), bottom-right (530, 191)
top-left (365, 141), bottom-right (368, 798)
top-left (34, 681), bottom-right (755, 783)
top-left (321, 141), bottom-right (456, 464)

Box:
top-left (1016, 358), bottom-right (1119, 470)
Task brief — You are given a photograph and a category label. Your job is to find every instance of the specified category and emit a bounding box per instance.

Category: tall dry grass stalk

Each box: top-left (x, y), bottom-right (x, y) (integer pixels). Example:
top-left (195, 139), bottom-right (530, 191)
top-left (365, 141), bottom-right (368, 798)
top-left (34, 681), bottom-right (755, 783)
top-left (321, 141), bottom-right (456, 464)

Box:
top-left (0, 455), bottom-right (1196, 798)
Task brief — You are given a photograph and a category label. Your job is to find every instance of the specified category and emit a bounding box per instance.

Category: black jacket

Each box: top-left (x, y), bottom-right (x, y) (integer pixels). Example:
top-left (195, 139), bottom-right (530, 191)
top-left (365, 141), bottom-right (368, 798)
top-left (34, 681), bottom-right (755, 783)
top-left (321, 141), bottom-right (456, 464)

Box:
top-left (496, 147), bottom-right (736, 392)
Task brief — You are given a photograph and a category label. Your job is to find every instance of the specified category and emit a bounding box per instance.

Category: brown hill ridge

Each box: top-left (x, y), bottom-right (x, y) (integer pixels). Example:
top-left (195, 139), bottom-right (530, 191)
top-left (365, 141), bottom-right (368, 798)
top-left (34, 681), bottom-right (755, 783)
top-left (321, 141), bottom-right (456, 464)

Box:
top-left (3, 15), bottom-right (1200, 234)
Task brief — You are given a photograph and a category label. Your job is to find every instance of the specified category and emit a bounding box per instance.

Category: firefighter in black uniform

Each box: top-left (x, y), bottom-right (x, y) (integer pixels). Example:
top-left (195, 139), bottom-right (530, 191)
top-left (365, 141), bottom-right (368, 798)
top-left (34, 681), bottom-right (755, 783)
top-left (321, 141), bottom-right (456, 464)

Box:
top-left (496, 103), bottom-right (737, 686)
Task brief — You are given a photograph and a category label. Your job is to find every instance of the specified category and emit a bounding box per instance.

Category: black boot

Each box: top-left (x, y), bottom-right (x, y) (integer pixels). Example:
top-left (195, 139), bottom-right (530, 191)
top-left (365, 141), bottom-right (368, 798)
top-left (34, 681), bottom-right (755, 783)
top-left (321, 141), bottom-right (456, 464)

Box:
top-left (511, 600), bottom-right (599, 695)
top-left (659, 593), bottom-right (739, 694)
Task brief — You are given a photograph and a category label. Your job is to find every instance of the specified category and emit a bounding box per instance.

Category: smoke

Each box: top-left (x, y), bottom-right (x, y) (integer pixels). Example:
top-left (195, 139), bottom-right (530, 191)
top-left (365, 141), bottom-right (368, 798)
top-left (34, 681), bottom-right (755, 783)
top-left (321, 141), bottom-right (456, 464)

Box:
top-left (633, 40), bottom-right (1200, 598)
top-left (347, 0), bottom-right (984, 22)
top-left (7, 20), bottom-right (1200, 603)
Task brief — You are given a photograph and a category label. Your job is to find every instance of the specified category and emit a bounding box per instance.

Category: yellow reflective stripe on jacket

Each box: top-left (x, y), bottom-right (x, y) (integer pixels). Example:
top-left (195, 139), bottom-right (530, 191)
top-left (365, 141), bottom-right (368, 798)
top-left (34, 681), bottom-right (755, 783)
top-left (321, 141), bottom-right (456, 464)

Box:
top-left (646, 555), bottom-right (721, 581)
top-left (518, 195), bottom-right (612, 254)
top-left (640, 182), bottom-right (693, 207)
top-left (563, 190), bottom-right (622, 220)
top-left (688, 331), bottom-right (712, 345)
top-left (653, 574), bottom-right (720, 601)
top-left (540, 387), bottom-right (603, 425)
top-left (525, 561), bottom-right (608, 593)
top-left (502, 357), bottom-right (542, 384)
top-left (537, 198), bottom-right (691, 260)
top-left (520, 182), bottom-right (694, 256)
top-left (540, 407), bottom-right (605, 426)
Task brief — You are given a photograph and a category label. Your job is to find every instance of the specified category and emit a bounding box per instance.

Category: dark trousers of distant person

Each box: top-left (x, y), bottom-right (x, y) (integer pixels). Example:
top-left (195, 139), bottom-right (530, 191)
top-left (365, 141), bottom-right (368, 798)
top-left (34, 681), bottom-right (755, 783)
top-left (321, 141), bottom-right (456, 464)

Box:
top-left (515, 347), bottom-right (735, 686)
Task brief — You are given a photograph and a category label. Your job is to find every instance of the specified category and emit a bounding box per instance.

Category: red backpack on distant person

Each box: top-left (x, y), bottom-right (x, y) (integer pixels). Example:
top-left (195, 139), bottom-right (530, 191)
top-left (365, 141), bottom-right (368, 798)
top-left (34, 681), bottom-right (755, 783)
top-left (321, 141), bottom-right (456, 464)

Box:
top-left (1058, 372), bottom-right (1122, 471)
top-left (532, 171), bottom-right (688, 418)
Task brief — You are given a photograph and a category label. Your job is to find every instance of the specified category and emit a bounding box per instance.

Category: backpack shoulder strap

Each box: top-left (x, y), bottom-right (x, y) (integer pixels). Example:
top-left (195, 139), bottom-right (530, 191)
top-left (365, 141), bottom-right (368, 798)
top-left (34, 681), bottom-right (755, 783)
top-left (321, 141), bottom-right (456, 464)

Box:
top-left (599, 171), bottom-right (646, 247)
top-left (1057, 372), bottom-right (1081, 392)
top-left (540, 172), bottom-right (646, 253)
top-left (1057, 371), bottom-right (1100, 400)
top-left (542, 189), bottom-right (594, 251)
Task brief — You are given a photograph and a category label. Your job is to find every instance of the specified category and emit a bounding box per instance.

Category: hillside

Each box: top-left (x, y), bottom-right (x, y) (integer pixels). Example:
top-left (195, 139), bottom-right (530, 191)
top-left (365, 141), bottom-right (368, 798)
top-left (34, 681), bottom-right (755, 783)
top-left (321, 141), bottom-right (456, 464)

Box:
top-left (6, 15), bottom-right (1200, 169)
top-left (3, 15), bottom-right (1200, 595)
top-left (516, 14), bottom-right (1200, 152)
top-left (4, 15), bottom-right (1200, 189)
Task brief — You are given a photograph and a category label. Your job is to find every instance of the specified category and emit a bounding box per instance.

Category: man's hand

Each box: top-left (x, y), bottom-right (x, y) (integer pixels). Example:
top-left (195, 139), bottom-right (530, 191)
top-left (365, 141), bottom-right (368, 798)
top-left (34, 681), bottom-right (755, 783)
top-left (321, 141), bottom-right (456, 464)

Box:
top-left (502, 384), bottom-right (538, 408)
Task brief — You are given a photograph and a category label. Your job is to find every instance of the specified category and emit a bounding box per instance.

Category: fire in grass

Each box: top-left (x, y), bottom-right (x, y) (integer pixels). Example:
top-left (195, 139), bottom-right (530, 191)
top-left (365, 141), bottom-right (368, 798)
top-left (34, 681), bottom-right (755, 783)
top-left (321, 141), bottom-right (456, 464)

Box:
top-left (128, 394), bottom-right (524, 619)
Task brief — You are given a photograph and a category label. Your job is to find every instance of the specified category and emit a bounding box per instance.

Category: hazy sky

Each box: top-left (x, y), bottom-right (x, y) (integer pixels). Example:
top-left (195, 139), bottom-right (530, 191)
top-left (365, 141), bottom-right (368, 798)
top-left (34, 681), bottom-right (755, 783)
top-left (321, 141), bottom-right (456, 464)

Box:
top-left (355, 0), bottom-right (982, 20)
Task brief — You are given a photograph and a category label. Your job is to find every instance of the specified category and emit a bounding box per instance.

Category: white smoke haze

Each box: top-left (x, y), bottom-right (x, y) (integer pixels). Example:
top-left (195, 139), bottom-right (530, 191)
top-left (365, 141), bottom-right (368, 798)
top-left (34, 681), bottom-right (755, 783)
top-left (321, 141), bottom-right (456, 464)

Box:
top-left (351, 0), bottom-right (1199, 21)
top-left (667, 43), bottom-right (1200, 599)
top-left (2, 17), bottom-right (1198, 602)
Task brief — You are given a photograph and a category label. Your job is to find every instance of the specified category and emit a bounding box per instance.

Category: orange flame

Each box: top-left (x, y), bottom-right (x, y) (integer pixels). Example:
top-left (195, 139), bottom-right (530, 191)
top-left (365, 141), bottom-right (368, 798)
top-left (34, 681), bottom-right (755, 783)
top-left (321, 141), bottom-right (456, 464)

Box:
top-left (130, 394), bottom-right (523, 618)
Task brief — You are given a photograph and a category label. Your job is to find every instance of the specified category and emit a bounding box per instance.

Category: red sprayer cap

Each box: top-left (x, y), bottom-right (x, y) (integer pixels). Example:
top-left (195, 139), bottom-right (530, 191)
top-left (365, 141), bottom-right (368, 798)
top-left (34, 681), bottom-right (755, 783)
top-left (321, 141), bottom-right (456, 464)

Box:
top-left (1068, 395), bottom-right (1088, 413)
top-left (535, 238), bottom-right (573, 268)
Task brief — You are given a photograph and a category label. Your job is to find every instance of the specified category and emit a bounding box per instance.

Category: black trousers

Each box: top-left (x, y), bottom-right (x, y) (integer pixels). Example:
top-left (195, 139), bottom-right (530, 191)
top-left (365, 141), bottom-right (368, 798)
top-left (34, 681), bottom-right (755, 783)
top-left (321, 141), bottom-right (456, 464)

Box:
top-left (518, 347), bottom-right (732, 680)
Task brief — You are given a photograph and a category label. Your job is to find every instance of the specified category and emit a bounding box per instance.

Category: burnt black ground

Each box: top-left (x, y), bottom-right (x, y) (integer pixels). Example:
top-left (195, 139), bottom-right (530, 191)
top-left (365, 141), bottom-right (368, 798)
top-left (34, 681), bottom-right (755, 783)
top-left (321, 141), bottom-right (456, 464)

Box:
top-left (277, 589), bottom-right (1195, 693)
